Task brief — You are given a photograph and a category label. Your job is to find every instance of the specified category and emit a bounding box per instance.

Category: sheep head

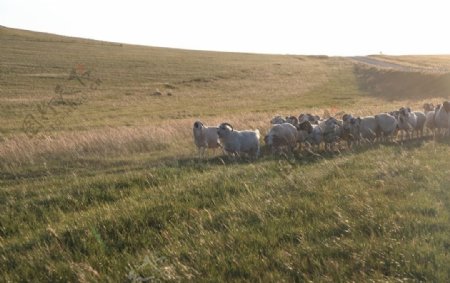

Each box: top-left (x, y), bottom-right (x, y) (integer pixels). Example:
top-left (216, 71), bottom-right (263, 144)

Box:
top-left (351, 117), bottom-right (361, 127)
top-left (325, 117), bottom-right (339, 126)
top-left (342, 114), bottom-right (353, 123)
top-left (299, 113), bottom-right (320, 124)
top-left (389, 111), bottom-right (400, 119)
top-left (443, 101), bottom-right (450, 113)
top-left (193, 121), bottom-right (204, 129)
top-left (218, 123), bottom-right (233, 138)
top-left (286, 116), bottom-right (299, 126)
top-left (423, 103), bottom-right (435, 112)
top-left (270, 116), bottom-right (285, 124)
top-left (297, 121), bottom-right (313, 134)
top-left (298, 113), bottom-right (305, 121)
top-left (399, 107), bottom-right (409, 117)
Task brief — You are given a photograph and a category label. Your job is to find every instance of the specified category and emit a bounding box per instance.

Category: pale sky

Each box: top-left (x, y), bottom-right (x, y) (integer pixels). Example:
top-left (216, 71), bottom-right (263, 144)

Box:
top-left (1, 0), bottom-right (449, 56)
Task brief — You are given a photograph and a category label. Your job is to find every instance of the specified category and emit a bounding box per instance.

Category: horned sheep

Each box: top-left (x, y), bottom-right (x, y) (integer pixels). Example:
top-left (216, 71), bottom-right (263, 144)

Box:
top-left (375, 113), bottom-right (398, 142)
top-left (413, 111), bottom-right (426, 138)
top-left (264, 123), bottom-right (301, 154)
top-left (357, 116), bottom-right (378, 142)
top-left (298, 113), bottom-right (321, 125)
top-left (193, 121), bottom-right (221, 157)
top-left (397, 107), bottom-right (417, 140)
top-left (270, 115), bottom-right (286, 125)
top-left (434, 101), bottom-right (450, 136)
top-left (342, 114), bottom-right (361, 148)
top-left (424, 104), bottom-right (438, 135)
top-left (217, 123), bottom-right (260, 158)
top-left (320, 117), bottom-right (343, 151)
top-left (297, 121), bottom-right (323, 150)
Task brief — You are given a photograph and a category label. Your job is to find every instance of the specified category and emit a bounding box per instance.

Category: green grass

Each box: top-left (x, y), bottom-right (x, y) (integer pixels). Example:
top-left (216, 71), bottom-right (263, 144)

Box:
top-left (1, 26), bottom-right (450, 281)
top-left (2, 143), bottom-right (450, 281)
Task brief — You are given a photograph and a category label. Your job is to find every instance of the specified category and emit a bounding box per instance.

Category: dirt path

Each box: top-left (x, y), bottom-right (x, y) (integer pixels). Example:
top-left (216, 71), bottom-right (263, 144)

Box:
top-left (349, 56), bottom-right (449, 73)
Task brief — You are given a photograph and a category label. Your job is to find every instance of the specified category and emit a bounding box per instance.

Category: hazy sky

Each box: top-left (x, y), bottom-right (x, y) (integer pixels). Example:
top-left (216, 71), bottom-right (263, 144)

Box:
top-left (1, 0), bottom-right (449, 56)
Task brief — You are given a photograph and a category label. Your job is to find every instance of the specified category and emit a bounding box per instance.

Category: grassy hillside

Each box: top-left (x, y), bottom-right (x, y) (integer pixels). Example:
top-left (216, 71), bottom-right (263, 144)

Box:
top-left (1, 26), bottom-right (450, 281)
top-left (374, 55), bottom-right (450, 73)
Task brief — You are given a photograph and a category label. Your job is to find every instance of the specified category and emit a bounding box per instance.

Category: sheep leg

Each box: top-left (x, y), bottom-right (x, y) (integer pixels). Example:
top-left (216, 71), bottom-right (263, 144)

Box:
top-left (197, 147), bottom-right (203, 158)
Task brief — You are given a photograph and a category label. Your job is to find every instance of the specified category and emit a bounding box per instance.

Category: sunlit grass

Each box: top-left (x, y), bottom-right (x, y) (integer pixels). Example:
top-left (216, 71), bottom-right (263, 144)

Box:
top-left (1, 26), bottom-right (450, 282)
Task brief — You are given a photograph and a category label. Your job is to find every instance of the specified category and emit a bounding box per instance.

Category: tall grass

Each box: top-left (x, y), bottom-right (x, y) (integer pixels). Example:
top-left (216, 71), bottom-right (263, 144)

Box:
top-left (1, 26), bottom-right (450, 282)
top-left (2, 142), bottom-right (450, 281)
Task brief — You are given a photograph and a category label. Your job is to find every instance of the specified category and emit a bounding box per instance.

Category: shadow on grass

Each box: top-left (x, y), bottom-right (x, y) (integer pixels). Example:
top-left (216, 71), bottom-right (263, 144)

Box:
top-left (0, 158), bottom-right (135, 182)
top-left (163, 134), bottom-right (447, 170)
top-left (2, 135), bottom-right (447, 183)
top-left (353, 65), bottom-right (450, 101)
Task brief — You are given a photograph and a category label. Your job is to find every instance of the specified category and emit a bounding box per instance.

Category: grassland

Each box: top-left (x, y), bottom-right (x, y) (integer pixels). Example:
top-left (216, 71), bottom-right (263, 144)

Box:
top-left (1, 26), bottom-right (450, 282)
top-left (374, 55), bottom-right (450, 73)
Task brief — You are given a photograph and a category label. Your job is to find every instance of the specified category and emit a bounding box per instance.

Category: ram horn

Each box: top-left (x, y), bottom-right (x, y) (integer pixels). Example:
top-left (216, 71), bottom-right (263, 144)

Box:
top-left (194, 121), bottom-right (204, 128)
top-left (221, 122), bottom-right (234, 131)
top-left (443, 101), bottom-right (450, 113)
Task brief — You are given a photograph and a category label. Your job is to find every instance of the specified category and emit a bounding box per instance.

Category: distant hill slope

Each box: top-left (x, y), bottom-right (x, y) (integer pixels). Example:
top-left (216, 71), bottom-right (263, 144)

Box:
top-left (0, 26), bottom-right (358, 135)
top-left (1, 25), bottom-right (449, 136)
top-left (352, 55), bottom-right (450, 73)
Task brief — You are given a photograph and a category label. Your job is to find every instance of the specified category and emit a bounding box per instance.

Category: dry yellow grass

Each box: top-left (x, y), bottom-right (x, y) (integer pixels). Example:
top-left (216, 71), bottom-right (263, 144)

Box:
top-left (374, 55), bottom-right (450, 72)
top-left (0, 97), bottom-right (440, 177)
top-left (2, 26), bottom-right (450, 282)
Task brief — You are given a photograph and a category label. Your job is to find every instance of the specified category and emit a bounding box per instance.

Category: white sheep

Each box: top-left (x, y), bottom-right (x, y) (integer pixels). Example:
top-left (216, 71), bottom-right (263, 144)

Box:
top-left (217, 123), bottom-right (260, 158)
top-left (298, 113), bottom-right (320, 125)
top-left (320, 117), bottom-right (342, 151)
top-left (413, 111), bottom-right (426, 138)
top-left (375, 113), bottom-right (398, 142)
top-left (424, 111), bottom-right (436, 134)
top-left (434, 101), bottom-right (450, 137)
top-left (193, 121), bottom-right (221, 157)
top-left (270, 115), bottom-right (286, 125)
top-left (423, 103), bottom-right (441, 136)
top-left (397, 107), bottom-right (417, 141)
top-left (423, 103), bottom-right (435, 114)
top-left (264, 123), bottom-right (300, 154)
top-left (297, 121), bottom-right (323, 151)
top-left (342, 114), bottom-right (361, 148)
top-left (358, 116), bottom-right (378, 143)
top-left (285, 116), bottom-right (299, 127)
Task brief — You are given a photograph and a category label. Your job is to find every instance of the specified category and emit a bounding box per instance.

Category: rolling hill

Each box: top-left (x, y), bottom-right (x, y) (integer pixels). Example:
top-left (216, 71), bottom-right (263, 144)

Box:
top-left (1, 26), bottom-right (450, 282)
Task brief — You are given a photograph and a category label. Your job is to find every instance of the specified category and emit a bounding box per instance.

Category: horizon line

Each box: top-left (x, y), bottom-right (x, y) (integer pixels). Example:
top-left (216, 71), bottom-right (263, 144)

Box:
top-left (2, 24), bottom-right (449, 58)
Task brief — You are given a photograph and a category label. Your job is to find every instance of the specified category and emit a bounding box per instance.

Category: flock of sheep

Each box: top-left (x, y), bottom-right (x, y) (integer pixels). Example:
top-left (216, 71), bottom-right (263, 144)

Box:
top-left (193, 101), bottom-right (450, 159)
